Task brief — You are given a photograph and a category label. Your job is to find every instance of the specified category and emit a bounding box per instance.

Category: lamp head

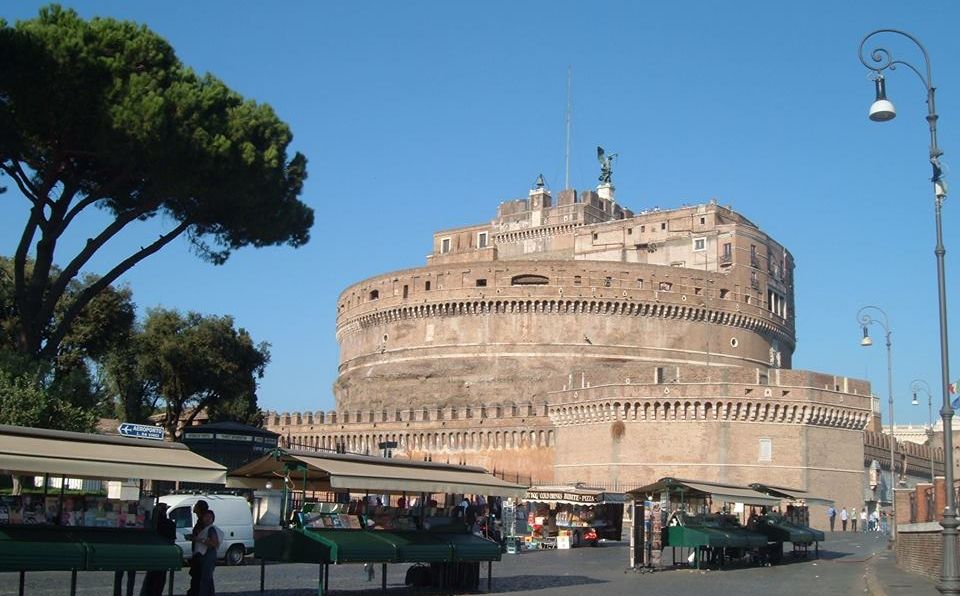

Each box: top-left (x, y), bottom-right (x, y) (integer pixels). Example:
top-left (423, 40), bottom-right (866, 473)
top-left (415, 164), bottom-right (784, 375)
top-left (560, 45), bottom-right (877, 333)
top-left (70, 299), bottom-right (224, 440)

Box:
top-left (860, 326), bottom-right (874, 347)
top-left (912, 392), bottom-right (919, 406)
top-left (869, 75), bottom-right (896, 122)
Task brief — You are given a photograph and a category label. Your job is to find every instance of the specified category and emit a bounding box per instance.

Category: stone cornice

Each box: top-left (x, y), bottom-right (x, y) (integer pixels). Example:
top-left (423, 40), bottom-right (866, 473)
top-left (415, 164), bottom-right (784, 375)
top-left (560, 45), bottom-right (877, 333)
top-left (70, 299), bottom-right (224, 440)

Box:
top-left (335, 296), bottom-right (795, 351)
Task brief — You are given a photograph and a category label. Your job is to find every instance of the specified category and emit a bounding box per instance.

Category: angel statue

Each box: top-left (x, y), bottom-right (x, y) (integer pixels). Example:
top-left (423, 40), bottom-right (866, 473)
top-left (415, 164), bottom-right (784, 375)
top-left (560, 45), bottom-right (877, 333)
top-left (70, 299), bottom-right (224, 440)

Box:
top-left (597, 146), bottom-right (618, 185)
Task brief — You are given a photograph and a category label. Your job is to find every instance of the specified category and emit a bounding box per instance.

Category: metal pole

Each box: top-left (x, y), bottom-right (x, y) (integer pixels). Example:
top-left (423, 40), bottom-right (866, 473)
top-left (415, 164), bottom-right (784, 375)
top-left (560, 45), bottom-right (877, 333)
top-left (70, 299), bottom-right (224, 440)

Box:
top-left (859, 28), bottom-right (956, 594)
top-left (858, 306), bottom-right (895, 538)
top-left (886, 327), bottom-right (897, 523)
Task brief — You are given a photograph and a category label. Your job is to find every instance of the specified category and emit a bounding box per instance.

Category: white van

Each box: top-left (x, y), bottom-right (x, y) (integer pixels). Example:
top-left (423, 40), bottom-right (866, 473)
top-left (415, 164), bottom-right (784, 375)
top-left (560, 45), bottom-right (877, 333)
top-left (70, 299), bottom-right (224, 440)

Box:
top-left (159, 494), bottom-right (254, 565)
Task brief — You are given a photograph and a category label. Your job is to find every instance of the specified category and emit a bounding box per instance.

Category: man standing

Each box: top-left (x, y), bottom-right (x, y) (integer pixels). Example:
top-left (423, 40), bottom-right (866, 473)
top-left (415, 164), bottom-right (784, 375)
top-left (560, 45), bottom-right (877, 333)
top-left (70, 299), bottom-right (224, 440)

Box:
top-left (187, 500), bottom-right (209, 596)
top-left (840, 507), bottom-right (849, 531)
top-left (860, 507), bottom-right (868, 532)
top-left (827, 505), bottom-right (836, 531)
top-left (851, 507), bottom-right (858, 532)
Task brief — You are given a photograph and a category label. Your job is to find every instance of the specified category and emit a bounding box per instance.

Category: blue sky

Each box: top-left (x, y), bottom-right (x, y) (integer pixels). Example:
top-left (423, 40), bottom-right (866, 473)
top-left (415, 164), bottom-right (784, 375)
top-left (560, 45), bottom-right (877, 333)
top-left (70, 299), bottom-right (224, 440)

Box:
top-left (3, 1), bottom-right (959, 426)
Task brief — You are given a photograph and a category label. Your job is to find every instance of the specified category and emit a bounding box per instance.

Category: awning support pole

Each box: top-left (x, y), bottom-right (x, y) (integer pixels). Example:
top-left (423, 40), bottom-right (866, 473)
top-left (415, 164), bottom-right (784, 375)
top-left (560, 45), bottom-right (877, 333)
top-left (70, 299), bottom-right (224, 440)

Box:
top-left (70, 570), bottom-right (76, 596)
top-left (260, 558), bottom-right (266, 592)
top-left (487, 561), bottom-right (492, 592)
top-left (167, 568), bottom-right (174, 596)
top-left (317, 563), bottom-right (323, 596)
top-left (381, 563), bottom-right (387, 592)
top-left (113, 570), bottom-right (122, 596)
top-left (324, 563), bottom-right (330, 592)
top-left (18, 571), bottom-right (24, 596)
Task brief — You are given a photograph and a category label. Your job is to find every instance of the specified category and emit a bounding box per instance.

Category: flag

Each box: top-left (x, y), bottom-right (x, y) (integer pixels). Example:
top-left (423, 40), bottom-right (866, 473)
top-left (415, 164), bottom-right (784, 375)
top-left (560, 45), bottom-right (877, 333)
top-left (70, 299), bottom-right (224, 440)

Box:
top-left (953, 395), bottom-right (960, 411)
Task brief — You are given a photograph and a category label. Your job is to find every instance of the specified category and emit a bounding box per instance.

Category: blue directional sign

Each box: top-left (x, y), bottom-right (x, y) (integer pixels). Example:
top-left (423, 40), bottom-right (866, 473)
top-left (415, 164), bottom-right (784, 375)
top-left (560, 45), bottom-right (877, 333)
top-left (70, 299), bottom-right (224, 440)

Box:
top-left (117, 422), bottom-right (165, 441)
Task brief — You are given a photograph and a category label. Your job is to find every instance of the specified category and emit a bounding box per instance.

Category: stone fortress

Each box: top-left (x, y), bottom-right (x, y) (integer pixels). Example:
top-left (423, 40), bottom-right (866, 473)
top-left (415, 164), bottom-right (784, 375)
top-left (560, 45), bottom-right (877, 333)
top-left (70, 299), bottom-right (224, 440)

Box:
top-left (266, 175), bottom-right (942, 512)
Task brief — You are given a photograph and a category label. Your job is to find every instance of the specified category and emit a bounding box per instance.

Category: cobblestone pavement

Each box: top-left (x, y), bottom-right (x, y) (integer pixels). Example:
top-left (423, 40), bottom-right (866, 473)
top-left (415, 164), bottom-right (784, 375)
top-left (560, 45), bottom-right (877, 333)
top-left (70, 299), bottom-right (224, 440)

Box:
top-left (1, 531), bottom-right (896, 596)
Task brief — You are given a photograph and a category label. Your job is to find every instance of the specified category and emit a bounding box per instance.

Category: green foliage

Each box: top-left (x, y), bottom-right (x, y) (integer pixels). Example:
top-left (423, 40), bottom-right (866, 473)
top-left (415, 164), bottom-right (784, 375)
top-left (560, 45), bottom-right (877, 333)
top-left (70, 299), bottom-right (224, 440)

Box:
top-left (0, 5), bottom-right (313, 361)
top-left (133, 308), bottom-right (270, 437)
top-left (0, 353), bottom-right (96, 431)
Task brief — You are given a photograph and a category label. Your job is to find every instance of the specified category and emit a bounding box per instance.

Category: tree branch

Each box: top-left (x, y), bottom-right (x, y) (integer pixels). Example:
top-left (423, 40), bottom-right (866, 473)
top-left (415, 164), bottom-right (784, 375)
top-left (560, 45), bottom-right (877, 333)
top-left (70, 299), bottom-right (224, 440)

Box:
top-left (35, 199), bottom-right (160, 346)
top-left (0, 162), bottom-right (41, 205)
top-left (40, 220), bottom-right (190, 360)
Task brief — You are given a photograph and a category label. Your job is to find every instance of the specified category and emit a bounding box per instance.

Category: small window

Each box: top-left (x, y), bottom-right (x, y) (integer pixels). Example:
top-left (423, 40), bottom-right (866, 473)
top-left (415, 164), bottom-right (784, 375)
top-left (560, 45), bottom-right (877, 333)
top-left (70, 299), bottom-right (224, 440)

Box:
top-left (720, 288), bottom-right (729, 299)
top-left (693, 237), bottom-right (706, 251)
top-left (723, 243), bottom-right (732, 257)
top-left (402, 285), bottom-right (409, 298)
top-left (477, 232), bottom-right (488, 248)
top-left (593, 233), bottom-right (598, 241)
top-left (627, 228), bottom-right (633, 235)
top-left (636, 279), bottom-right (643, 289)
top-left (671, 261), bottom-right (685, 268)
top-left (573, 275), bottom-right (582, 285)
top-left (640, 225), bottom-right (646, 233)
top-left (694, 287), bottom-right (702, 295)
top-left (730, 337), bottom-right (739, 348)
top-left (700, 217), bottom-right (705, 225)
top-left (603, 276), bottom-right (612, 287)
top-left (660, 222), bottom-right (666, 230)
top-left (369, 290), bottom-right (379, 300)
top-left (659, 281), bottom-right (672, 291)
top-left (441, 237), bottom-right (451, 254)
top-left (425, 281), bottom-right (431, 291)
top-left (511, 274), bottom-right (549, 285)
top-left (476, 279), bottom-right (487, 287)
top-left (655, 367), bottom-right (666, 384)
top-left (759, 438), bottom-right (772, 462)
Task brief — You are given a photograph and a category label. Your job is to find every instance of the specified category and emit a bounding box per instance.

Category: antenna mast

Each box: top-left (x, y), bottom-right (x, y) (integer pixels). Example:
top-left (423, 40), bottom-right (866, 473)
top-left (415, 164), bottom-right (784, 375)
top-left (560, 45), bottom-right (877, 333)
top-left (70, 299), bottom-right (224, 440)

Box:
top-left (564, 66), bottom-right (572, 190)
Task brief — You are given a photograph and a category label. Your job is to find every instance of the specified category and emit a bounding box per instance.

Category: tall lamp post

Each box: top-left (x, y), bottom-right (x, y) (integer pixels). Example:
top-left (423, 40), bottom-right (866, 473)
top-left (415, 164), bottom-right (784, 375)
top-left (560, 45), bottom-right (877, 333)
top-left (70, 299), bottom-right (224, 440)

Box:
top-left (859, 29), bottom-right (956, 594)
top-left (858, 305), bottom-right (896, 537)
top-left (912, 379), bottom-right (936, 483)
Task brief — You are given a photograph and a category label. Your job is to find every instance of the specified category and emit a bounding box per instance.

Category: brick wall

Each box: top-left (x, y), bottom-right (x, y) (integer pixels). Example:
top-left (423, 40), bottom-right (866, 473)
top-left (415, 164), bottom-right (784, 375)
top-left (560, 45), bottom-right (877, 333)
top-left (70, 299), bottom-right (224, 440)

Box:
top-left (895, 524), bottom-right (945, 581)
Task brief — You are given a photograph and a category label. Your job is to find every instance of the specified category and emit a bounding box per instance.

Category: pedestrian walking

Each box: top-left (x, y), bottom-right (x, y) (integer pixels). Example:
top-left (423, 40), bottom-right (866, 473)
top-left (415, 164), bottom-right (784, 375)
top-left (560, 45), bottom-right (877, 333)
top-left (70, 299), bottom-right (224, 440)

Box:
top-left (187, 500), bottom-right (209, 596)
top-left (860, 507), bottom-right (867, 532)
top-left (851, 507), bottom-right (858, 532)
top-left (140, 503), bottom-right (175, 596)
top-left (840, 507), bottom-right (849, 531)
top-left (827, 505), bottom-right (836, 531)
top-left (197, 510), bottom-right (222, 596)
top-left (870, 509), bottom-right (880, 532)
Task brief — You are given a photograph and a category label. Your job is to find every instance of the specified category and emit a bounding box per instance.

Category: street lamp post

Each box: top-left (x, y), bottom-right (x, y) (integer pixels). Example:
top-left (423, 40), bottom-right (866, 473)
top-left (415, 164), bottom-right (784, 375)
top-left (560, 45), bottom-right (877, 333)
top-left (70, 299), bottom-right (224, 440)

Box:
top-left (859, 29), bottom-right (956, 594)
top-left (858, 305), bottom-right (897, 538)
top-left (912, 379), bottom-right (936, 483)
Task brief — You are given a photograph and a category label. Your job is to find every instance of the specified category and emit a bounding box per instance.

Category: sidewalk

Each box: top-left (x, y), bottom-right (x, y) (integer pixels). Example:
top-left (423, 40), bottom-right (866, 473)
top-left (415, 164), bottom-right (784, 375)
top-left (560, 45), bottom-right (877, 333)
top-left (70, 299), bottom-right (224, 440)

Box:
top-left (865, 544), bottom-right (938, 595)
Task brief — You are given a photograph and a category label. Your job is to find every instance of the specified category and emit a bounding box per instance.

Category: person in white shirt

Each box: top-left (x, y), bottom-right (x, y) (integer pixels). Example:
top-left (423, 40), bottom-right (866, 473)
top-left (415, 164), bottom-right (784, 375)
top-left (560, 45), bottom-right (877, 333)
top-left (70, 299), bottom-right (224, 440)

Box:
top-left (860, 507), bottom-right (868, 532)
top-left (197, 510), bottom-right (223, 596)
top-left (840, 507), bottom-right (849, 531)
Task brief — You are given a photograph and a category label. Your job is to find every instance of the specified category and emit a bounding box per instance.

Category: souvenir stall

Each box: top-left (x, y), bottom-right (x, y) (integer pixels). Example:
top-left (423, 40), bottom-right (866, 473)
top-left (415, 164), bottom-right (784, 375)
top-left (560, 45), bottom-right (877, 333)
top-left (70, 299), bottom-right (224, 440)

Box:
top-left (626, 477), bottom-right (780, 570)
top-left (747, 483), bottom-right (829, 559)
top-left (0, 424), bottom-right (227, 596)
top-left (517, 485), bottom-right (625, 550)
top-left (227, 448), bottom-right (527, 595)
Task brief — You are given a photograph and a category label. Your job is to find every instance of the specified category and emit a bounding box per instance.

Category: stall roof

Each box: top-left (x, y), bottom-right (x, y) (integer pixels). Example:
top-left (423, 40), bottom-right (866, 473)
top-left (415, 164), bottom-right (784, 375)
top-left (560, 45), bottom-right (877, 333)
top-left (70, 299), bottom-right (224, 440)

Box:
top-left (627, 477), bottom-right (781, 507)
top-left (0, 424), bottom-right (227, 484)
top-left (749, 483), bottom-right (835, 506)
top-left (227, 449), bottom-right (527, 497)
top-left (525, 484), bottom-right (625, 505)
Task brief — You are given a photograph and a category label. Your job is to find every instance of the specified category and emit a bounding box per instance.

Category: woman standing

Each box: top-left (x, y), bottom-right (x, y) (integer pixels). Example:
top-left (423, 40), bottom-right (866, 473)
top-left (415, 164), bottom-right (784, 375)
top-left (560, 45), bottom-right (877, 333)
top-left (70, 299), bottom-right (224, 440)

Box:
top-left (197, 510), bottom-right (223, 596)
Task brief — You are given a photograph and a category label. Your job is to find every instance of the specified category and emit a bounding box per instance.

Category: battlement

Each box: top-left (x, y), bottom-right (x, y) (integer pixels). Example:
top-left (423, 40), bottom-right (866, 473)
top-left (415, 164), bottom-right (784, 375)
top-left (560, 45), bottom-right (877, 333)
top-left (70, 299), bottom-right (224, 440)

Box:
top-left (264, 400), bottom-right (548, 429)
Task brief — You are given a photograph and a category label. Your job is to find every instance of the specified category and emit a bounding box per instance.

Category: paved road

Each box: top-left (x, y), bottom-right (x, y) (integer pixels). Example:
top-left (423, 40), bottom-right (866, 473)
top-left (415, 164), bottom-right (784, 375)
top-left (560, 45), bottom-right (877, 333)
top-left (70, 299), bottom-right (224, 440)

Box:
top-left (1, 531), bottom-right (890, 595)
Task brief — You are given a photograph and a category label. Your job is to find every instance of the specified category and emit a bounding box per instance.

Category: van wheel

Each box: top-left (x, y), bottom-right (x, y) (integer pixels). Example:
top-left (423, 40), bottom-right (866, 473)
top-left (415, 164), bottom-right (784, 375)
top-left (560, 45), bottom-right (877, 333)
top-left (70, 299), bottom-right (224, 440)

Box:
top-left (225, 545), bottom-right (245, 566)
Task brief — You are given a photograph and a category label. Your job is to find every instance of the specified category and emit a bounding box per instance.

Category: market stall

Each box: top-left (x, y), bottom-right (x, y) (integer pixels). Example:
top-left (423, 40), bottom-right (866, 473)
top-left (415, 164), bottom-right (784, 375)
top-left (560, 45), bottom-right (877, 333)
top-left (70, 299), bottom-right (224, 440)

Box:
top-left (0, 424), bottom-right (227, 596)
top-left (626, 477), bottom-right (780, 570)
top-left (228, 448), bottom-right (526, 595)
top-left (747, 483), bottom-right (829, 558)
top-left (515, 484), bottom-right (625, 550)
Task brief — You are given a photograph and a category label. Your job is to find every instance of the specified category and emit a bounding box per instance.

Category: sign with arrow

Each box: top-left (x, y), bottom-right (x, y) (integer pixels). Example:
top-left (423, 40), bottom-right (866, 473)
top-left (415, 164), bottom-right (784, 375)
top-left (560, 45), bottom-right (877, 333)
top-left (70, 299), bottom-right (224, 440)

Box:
top-left (117, 422), bottom-right (165, 441)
